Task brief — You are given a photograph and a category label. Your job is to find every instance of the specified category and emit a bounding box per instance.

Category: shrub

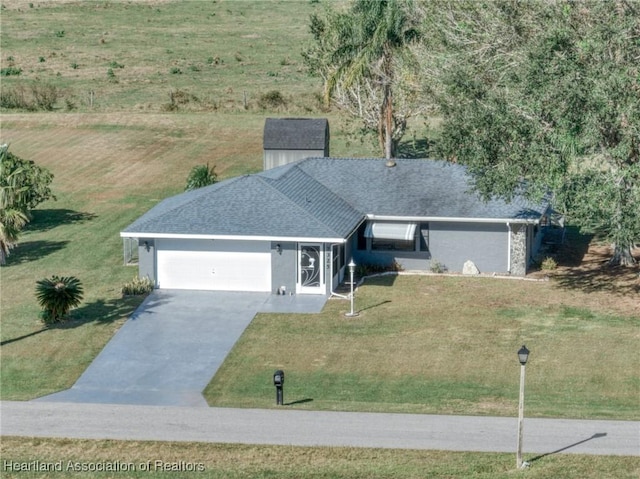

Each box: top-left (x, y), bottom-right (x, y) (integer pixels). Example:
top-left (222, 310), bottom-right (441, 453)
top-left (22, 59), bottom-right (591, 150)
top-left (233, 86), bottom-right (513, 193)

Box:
top-left (36, 276), bottom-right (84, 324)
top-left (185, 163), bottom-right (217, 191)
top-left (169, 67), bottom-right (182, 74)
top-left (430, 260), bottom-right (447, 273)
top-left (122, 276), bottom-right (154, 296)
top-left (540, 256), bottom-right (558, 271)
top-left (0, 84), bottom-right (30, 109)
top-left (109, 60), bottom-right (124, 69)
top-left (354, 262), bottom-right (402, 277)
top-left (1, 67), bottom-right (22, 76)
top-left (54, 30), bottom-right (65, 38)
top-left (31, 82), bottom-right (59, 111)
top-left (258, 90), bottom-right (287, 110)
top-left (162, 89), bottom-right (200, 111)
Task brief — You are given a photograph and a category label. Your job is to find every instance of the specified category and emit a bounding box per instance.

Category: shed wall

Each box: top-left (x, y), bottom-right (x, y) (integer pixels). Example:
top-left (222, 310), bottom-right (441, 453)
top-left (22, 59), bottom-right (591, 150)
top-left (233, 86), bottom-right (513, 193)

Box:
top-left (263, 149), bottom-right (325, 170)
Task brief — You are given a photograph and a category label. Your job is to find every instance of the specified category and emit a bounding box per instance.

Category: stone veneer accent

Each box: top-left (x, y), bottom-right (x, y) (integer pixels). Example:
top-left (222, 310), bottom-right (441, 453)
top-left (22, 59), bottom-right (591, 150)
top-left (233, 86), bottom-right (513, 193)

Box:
top-left (510, 224), bottom-right (527, 276)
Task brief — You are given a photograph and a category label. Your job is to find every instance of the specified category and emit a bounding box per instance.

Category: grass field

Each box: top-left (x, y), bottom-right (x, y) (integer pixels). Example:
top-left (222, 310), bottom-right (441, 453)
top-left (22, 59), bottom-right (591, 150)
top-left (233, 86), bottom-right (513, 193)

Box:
top-left (0, 0), bottom-right (326, 113)
top-left (2, 437), bottom-right (639, 479)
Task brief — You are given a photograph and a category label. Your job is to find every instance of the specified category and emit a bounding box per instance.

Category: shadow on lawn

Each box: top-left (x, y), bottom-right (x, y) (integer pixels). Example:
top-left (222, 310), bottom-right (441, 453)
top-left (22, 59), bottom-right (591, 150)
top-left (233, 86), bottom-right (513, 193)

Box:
top-left (5, 240), bottom-right (69, 266)
top-left (69, 296), bottom-right (146, 326)
top-left (528, 433), bottom-right (607, 463)
top-left (285, 398), bottom-right (314, 406)
top-left (26, 209), bottom-right (97, 233)
top-left (0, 328), bottom-right (49, 346)
top-left (548, 228), bottom-right (640, 296)
top-left (1, 296), bottom-right (144, 347)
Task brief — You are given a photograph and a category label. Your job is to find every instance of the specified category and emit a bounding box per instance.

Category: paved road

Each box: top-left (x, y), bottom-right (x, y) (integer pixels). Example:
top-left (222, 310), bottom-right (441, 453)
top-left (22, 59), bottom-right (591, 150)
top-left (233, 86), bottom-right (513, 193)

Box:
top-left (2, 401), bottom-right (638, 456)
top-left (35, 290), bottom-right (326, 407)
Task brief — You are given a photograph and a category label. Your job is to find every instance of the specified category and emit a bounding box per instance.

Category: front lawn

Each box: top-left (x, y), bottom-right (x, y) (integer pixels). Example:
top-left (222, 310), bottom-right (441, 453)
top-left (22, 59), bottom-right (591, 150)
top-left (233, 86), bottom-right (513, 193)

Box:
top-left (205, 275), bottom-right (640, 420)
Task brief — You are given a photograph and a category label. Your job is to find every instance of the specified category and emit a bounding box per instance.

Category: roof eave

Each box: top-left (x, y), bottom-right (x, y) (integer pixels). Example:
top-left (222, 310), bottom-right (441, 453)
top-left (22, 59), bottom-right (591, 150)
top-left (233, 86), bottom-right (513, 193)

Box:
top-left (366, 214), bottom-right (543, 225)
top-left (120, 232), bottom-right (347, 243)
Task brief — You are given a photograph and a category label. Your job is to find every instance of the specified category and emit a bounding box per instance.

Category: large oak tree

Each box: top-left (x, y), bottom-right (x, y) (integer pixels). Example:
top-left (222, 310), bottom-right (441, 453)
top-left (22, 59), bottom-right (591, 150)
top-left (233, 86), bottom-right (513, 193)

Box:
top-left (421, 0), bottom-right (639, 265)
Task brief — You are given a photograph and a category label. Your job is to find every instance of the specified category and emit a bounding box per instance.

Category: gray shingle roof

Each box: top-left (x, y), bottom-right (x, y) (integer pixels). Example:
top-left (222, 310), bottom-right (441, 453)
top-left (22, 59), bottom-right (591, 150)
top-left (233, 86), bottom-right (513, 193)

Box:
top-left (263, 118), bottom-right (329, 150)
top-left (122, 158), bottom-right (549, 239)
top-left (298, 158), bottom-right (546, 220)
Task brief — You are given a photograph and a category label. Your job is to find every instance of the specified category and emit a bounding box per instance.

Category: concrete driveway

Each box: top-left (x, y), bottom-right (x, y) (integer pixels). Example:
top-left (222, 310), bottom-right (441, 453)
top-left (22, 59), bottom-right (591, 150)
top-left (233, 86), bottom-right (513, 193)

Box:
top-left (35, 290), bottom-right (326, 407)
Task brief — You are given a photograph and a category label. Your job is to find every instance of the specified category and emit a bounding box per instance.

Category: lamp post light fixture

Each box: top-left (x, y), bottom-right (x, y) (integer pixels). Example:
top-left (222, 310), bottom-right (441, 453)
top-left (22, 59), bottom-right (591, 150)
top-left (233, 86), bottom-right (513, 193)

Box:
top-left (516, 345), bottom-right (530, 469)
top-left (345, 259), bottom-right (358, 317)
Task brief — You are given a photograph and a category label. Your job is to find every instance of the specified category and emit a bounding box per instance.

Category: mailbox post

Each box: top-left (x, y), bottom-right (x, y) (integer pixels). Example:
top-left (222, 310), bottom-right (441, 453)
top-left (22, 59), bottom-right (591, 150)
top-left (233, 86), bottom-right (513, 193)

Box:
top-left (273, 370), bottom-right (285, 406)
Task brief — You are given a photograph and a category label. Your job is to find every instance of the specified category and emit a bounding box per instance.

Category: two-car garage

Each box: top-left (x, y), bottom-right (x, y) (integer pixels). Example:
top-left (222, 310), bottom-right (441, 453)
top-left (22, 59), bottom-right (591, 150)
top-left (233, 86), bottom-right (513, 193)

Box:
top-left (155, 239), bottom-right (272, 292)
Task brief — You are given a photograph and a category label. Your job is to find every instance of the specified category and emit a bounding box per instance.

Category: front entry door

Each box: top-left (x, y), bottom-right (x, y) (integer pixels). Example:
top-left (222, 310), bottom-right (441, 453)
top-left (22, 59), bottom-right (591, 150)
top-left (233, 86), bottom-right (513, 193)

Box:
top-left (298, 243), bottom-right (324, 294)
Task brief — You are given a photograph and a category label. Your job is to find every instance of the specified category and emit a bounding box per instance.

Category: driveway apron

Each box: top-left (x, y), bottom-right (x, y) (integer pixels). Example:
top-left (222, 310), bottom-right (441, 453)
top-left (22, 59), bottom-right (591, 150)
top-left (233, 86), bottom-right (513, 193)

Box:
top-left (35, 290), bottom-right (326, 407)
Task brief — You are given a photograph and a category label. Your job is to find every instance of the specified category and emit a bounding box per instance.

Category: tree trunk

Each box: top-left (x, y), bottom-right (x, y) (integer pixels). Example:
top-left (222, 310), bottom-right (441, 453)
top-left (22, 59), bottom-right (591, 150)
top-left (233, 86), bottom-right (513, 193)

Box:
top-left (608, 243), bottom-right (637, 266)
top-left (384, 89), bottom-right (393, 161)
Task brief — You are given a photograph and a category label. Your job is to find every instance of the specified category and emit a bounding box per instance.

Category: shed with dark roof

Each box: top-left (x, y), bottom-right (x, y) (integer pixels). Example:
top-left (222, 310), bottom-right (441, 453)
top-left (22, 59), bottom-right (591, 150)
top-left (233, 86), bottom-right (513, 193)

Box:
top-left (263, 118), bottom-right (329, 170)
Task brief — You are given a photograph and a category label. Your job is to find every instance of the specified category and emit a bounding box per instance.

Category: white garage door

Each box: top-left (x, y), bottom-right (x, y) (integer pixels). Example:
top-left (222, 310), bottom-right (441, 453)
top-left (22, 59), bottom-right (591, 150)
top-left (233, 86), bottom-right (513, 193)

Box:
top-left (156, 239), bottom-right (272, 292)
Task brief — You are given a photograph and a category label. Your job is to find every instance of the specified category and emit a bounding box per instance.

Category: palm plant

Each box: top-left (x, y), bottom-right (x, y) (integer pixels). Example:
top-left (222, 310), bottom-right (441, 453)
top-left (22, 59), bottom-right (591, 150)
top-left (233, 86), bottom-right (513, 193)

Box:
top-left (0, 145), bottom-right (29, 265)
top-left (306, 0), bottom-right (422, 160)
top-left (35, 275), bottom-right (84, 323)
top-left (185, 163), bottom-right (217, 191)
top-left (0, 207), bottom-right (29, 265)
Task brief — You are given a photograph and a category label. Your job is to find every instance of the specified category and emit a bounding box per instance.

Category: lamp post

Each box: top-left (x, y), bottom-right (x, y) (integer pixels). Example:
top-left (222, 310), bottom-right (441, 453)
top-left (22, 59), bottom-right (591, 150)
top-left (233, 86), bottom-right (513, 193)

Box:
top-left (516, 345), bottom-right (530, 469)
top-left (345, 259), bottom-right (358, 317)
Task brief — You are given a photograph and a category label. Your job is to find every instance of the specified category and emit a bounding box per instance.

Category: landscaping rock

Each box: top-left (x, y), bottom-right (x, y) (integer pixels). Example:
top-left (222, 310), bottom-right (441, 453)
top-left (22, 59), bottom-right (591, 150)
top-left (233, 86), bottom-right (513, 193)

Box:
top-left (462, 260), bottom-right (480, 275)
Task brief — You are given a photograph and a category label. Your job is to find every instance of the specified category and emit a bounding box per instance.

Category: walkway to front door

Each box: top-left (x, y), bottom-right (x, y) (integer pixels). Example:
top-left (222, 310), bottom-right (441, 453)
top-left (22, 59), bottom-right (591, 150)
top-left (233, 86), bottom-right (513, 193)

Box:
top-left (35, 290), bottom-right (327, 407)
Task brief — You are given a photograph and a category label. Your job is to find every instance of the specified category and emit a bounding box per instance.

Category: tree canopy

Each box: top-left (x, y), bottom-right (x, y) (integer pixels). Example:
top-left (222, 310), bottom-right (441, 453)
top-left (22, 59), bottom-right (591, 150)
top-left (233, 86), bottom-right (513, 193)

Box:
top-left (0, 144), bottom-right (55, 264)
top-left (303, 0), bottom-right (424, 160)
top-left (421, 0), bottom-right (639, 264)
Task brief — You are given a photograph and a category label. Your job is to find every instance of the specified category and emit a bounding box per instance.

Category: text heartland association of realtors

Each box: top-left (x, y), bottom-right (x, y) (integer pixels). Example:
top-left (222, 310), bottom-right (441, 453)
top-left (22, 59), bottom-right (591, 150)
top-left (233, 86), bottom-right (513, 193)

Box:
top-left (3, 460), bottom-right (206, 473)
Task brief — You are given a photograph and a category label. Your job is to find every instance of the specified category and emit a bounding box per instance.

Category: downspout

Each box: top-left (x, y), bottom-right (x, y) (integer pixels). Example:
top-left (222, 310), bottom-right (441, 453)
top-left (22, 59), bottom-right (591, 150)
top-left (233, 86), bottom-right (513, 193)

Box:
top-left (507, 223), bottom-right (512, 274)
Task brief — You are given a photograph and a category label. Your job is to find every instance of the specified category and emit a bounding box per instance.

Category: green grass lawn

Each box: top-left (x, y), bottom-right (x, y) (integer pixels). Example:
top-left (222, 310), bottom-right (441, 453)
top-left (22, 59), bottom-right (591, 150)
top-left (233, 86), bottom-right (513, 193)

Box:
top-left (205, 275), bottom-right (640, 420)
top-left (1, 437), bottom-right (639, 479)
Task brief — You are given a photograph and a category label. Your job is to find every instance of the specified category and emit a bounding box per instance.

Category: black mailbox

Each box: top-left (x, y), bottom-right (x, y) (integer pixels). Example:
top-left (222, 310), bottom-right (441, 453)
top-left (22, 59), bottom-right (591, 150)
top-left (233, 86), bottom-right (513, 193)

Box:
top-left (273, 370), bottom-right (284, 387)
top-left (273, 370), bottom-right (284, 405)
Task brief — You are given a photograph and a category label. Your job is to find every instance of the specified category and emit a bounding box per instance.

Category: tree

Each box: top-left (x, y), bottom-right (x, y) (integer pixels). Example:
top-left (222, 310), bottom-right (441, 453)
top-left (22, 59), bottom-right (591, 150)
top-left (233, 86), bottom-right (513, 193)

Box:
top-left (0, 144), bottom-right (55, 264)
top-left (422, 0), bottom-right (639, 265)
top-left (35, 275), bottom-right (84, 324)
top-left (185, 163), bottom-right (217, 191)
top-left (303, 0), bottom-right (424, 160)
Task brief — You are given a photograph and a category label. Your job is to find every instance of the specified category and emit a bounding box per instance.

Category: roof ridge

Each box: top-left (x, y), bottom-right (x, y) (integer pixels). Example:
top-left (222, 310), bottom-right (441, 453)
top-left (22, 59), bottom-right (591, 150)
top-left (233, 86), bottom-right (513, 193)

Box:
top-left (257, 166), bottom-right (362, 237)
